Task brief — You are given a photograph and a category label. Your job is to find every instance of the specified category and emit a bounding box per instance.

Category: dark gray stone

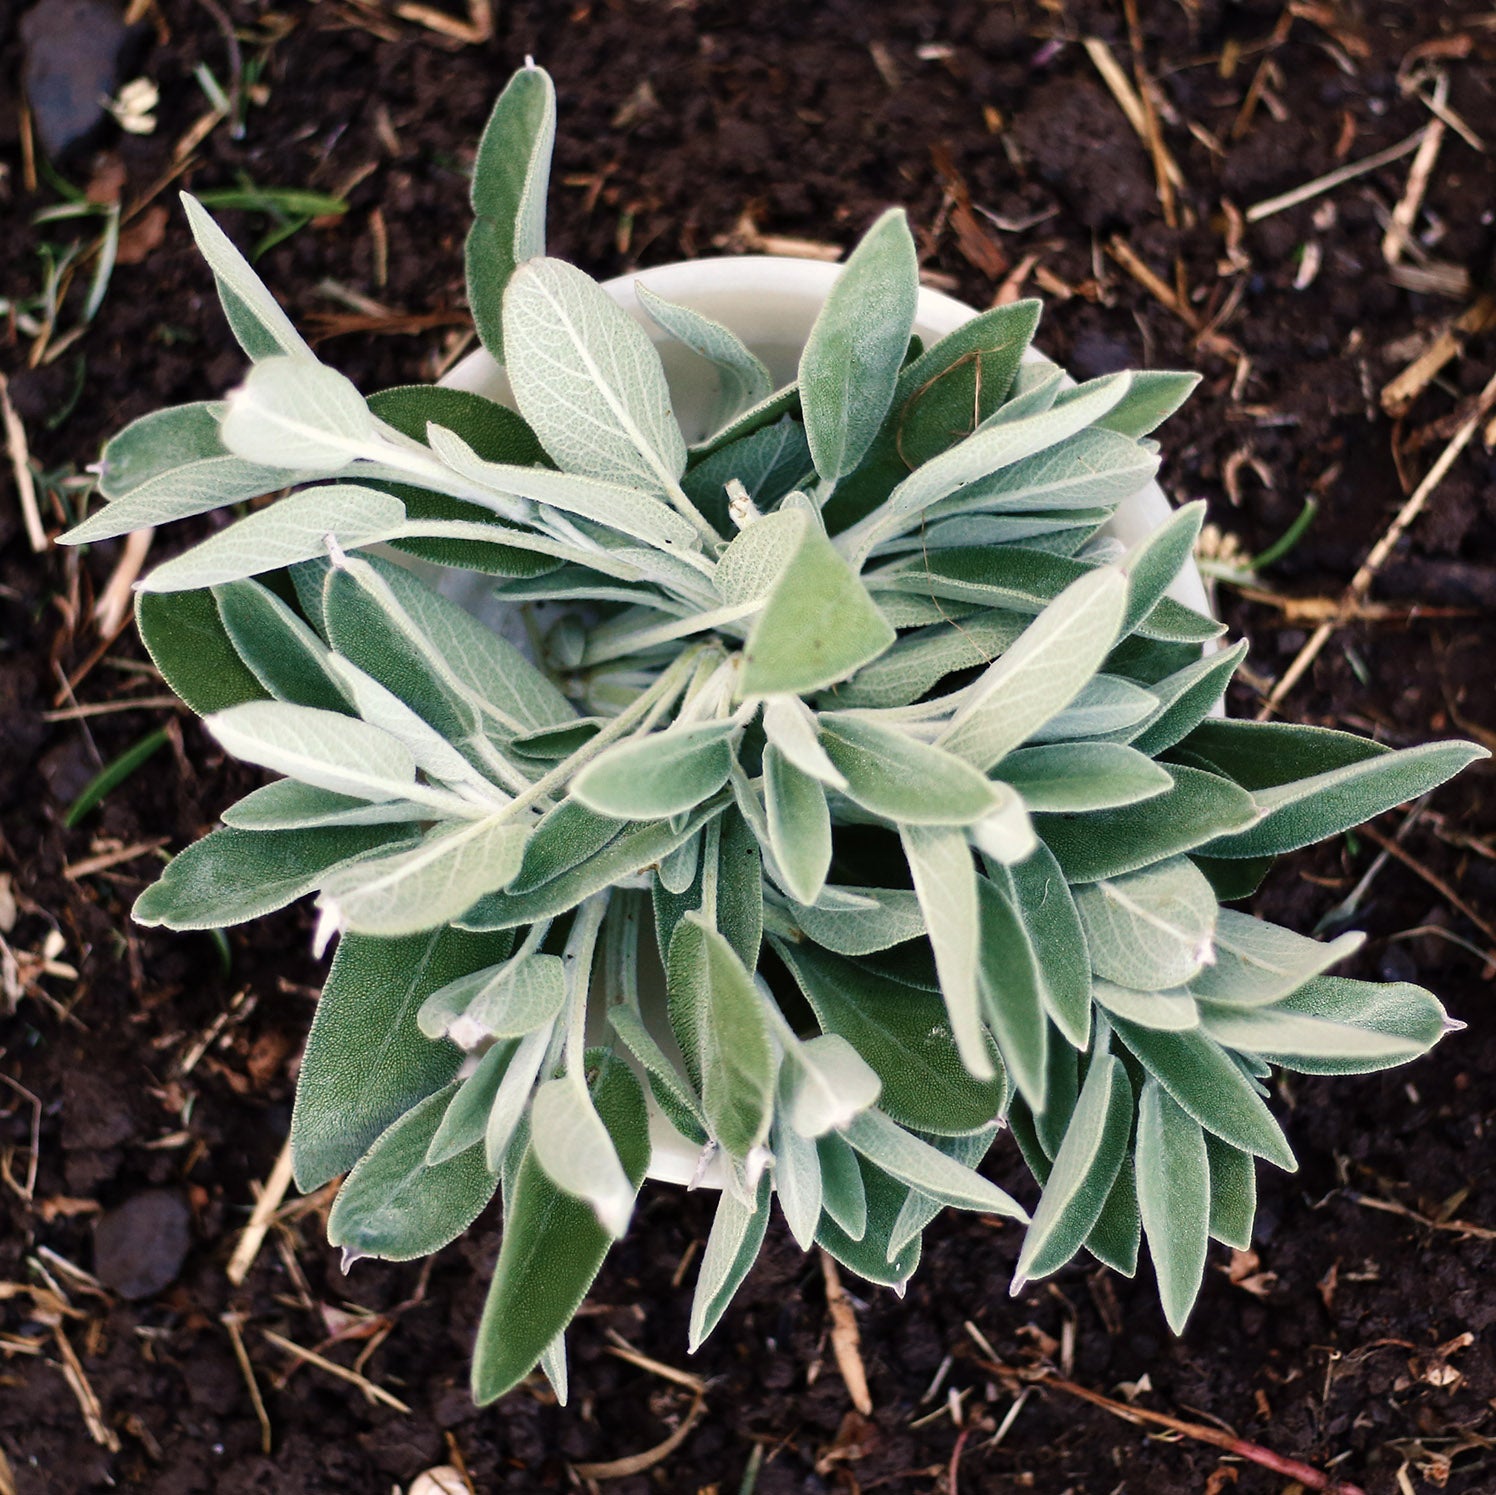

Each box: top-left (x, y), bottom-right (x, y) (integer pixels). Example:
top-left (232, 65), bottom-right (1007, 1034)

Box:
top-left (20, 0), bottom-right (129, 158)
top-left (93, 1188), bottom-right (192, 1299)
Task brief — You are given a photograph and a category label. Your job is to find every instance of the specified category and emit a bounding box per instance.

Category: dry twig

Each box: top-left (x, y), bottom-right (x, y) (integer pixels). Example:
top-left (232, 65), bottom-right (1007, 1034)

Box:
top-left (261, 1327), bottom-right (412, 1412)
top-left (0, 374), bottom-right (45, 552)
top-left (1383, 74), bottom-right (1448, 265)
top-left (820, 1248), bottom-right (873, 1414)
top-left (223, 1313), bottom-right (273, 1453)
top-left (227, 1137), bottom-right (297, 1286)
top-left (1246, 128), bottom-right (1429, 223)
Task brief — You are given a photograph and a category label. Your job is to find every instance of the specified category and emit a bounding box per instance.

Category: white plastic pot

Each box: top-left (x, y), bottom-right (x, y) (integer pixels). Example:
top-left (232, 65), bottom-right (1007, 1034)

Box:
top-left (436, 256), bottom-right (1213, 1187)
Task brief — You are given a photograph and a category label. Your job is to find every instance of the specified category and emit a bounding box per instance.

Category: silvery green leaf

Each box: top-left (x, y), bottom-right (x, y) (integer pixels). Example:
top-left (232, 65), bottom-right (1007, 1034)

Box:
top-left (425, 1040), bottom-right (517, 1166)
top-left (841, 373), bottom-right (1133, 564)
top-left (900, 823), bottom-right (989, 1080)
top-left (648, 806), bottom-right (762, 970)
top-left (1204, 1133), bottom-right (1257, 1249)
top-left (1199, 976), bottom-right (1449, 1074)
top-left (938, 566), bottom-right (1127, 771)
top-left (1074, 857), bottom-right (1218, 992)
top-left (658, 828), bottom-right (702, 894)
top-left (572, 722), bottom-right (737, 820)
top-left (432, 953), bottom-right (568, 1041)
top-left (976, 877), bottom-right (1049, 1111)
top-left (502, 257), bottom-right (691, 505)
top-left (816, 1153), bottom-right (924, 1287)
top-left (138, 486), bottom-right (407, 593)
top-left (607, 1003), bottom-right (707, 1135)
top-left (462, 802), bottom-right (727, 931)
top-left (213, 578), bottom-right (350, 713)
top-left (539, 1332), bottom-right (569, 1407)
top-left (785, 886), bottom-right (924, 956)
top-left (1092, 980), bottom-right (1201, 1031)
top-left (781, 1033), bottom-right (882, 1139)
top-left (834, 609), bottom-right (1028, 710)
top-left (999, 742), bottom-right (1174, 813)
top-left (886, 1125), bottom-right (1001, 1261)
top-left (874, 592), bottom-right (984, 629)
top-left (967, 785), bottom-right (1038, 867)
top-left (1014, 1051), bottom-right (1132, 1287)
top-left (472, 1054), bottom-right (648, 1405)
top-left (1118, 501), bottom-right (1205, 636)
top-left (531, 1078), bottom-right (638, 1239)
top-left (764, 745), bottom-right (832, 906)
top-left (821, 715), bottom-right (996, 824)
top-left (771, 938), bottom-right (1006, 1135)
top-left (773, 1118), bottom-right (823, 1250)
top-left (1135, 1077), bottom-right (1210, 1333)
top-left (222, 780), bottom-right (445, 831)
top-left (1109, 1018), bottom-right (1296, 1169)
top-left (219, 356), bottom-right (375, 471)
top-left (843, 1109), bottom-right (1025, 1220)
top-left (181, 192), bottom-right (314, 361)
top-left (636, 280), bottom-right (773, 429)
top-left (1198, 739), bottom-right (1488, 860)
top-left (132, 591), bottom-right (266, 717)
top-left (992, 360), bottom-right (1065, 419)
top-left (362, 555), bottom-right (574, 732)
top-left (816, 1131), bottom-right (868, 1240)
top-left (425, 423), bottom-right (701, 553)
top-left (98, 400), bottom-right (225, 498)
top-left (714, 508), bottom-right (805, 605)
top-left (292, 924), bottom-right (511, 1188)
top-left (1134, 595), bottom-right (1225, 645)
top-left (326, 1086), bottom-right (498, 1261)
top-left (485, 1026), bottom-right (553, 1171)
top-left (800, 208), bottom-right (918, 484)
top-left (667, 915), bottom-right (775, 1159)
top-left (1036, 765), bottom-right (1259, 883)
top-left (922, 429), bottom-right (1159, 525)
top-left (134, 823), bottom-right (414, 931)
top-left (206, 700), bottom-right (429, 803)
top-left (762, 696), bottom-right (846, 789)
top-left (320, 817), bottom-right (530, 937)
top-left (989, 842), bottom-right (1092, 1048)
top-left (1095, 370), bottom-right (1200, 438)
top-left (1191, 910), bottom-right (1363, 1009)
top-left (1031, 673), bottom-right (1158, 742)
top-left (510, 801), bottom-right (622, 893)
top-left (466, 63), bottom-right (556, 361)
top-left (870, 543), bottom-right (1088, 624)
top-left (324, 656), bottom-right (502, 800)
top-left (739, 525), bottom-right (896, 696)
top-left (1127, 640), bottom-right (1248, 757)
top-left (874, 508), bottom-right (1111, 556)
top-left (688, 1175), bottom-right (772, 1351)
top-left (1085, 1153), bottom-right (1141, 1276)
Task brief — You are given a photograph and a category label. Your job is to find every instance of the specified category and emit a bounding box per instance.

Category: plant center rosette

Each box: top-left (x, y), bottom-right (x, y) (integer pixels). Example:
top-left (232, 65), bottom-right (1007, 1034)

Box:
top-left (61, 64), bottom-right (1484, 1405)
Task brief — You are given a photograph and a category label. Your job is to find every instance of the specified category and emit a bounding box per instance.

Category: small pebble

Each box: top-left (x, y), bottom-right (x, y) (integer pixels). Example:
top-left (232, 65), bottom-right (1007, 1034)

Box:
top-left (20, 0), bottom-right (129, 157)
top-left (93, 1188), bottom-right (192, 1300)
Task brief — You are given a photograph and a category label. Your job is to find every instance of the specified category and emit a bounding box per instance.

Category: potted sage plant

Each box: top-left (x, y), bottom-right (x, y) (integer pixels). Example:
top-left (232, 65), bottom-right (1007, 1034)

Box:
top-left (62, 62), bottom-right (1482, 1404)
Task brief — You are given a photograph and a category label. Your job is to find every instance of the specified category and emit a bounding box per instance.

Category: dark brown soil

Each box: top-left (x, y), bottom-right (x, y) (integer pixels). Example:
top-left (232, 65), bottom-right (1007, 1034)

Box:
top-left (4, 3), bottom-right (1496, 1492)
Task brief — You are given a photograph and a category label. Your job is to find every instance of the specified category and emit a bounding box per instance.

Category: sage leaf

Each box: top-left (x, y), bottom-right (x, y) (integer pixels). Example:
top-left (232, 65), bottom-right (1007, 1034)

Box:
top-left (816, 1152), bottom-right (922, 1288)
top-left (327, 1085), bottom-right (498, 1260)
top-left (466, 64), bottom-right (556, 361)
top-left (784, 887), bottom-right (924, 956)
top-left (138, 486), bottom-right (407, 593)
top-left (636, 281), bottom-right (773, 429)
top-left (998, 742), bottom-right (1173, 814)
top-left (772, 1119), bottom-right (823, 1250)
top-left (800, 208), bottom-right (918, 483)
top-left (1074, 857), bottom-right (1218, 991)
top-left (1118, 501), bottom-right (1205, 636)
top-left (181, 192), bottom-right (314, 361)
top-left (816, 1131), bottom-right (868, 1241)
top-left (667, 915), bottom-right (775, 1158)
top-left (681, 416), bottom-right (812, 535)
top-left (688, 1175), bottom-right (772, 1351)
top-left (762, 695), bottom-right (846, 788)
top-left (1014, 1052), bottom-right (1132, 1287)
top-left (292, 925), bottom-right (512, 1188)
top-left (222, 781), bottom-right (443, 831)
top-left (134, 823), bottom-right (414, 931)
top-left (976, 877), bottom-right (1049, 1111)
top-left (781, 1033), bottom-right (882, 1139)
top-left (771, 938), bottom-right (1006, 1135)
top-left (572, 722), bottom-right (737, 820)
top-left (426, 1041), bottom-right (518, 1165)
top-left (531, 1078), bottom-right (638, 1238)
top-left (1032, 673), bottom-right (1157, 742)
top-left (1190, 910), bottom-right (1364, 1009)
top-left (134, 589), bottom-right (269, 717)
top-left (1092, 981), bottom-right (1201, 1032)
top-left (319, 818), bottom-right (530, 937)
top-left (821, 715), bottom-right (996, 825)
top-left (764, 745), bottom-right (832, 906)
top-left (1204, 1133), bottom-right (1257, 1249)
top-left (471, 1053), bottom-right (648, 1404)
top-left (901, 824), bottom-right (990, 1080)
top-left (714, 509), bottom-right (805, 605)
top-left (1135, 1078), bottom-right (1210, 1333)
top-left (213, 579), bottom-right (350, 713)
top-left (502, 257), bottom-right (690, 504)
top-left (219, 356), bottom-right (375, 471)
top-left (1095, 370), bottom-right (1200, 438)
top-left (1127, 641), bottom-right (1248, 757)
top-left (842, 1108), bottom-right (1026, 1220)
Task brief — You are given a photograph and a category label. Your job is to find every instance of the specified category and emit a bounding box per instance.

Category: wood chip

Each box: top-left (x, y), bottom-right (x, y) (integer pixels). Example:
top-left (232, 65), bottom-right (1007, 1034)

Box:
top-left (226, 1136), bottom-right (296, 1286)
top-left (819, 1249), bottom-right (873, 1415)
top-left (1246, 128), bottom-right (1429, 222)
top-left (1260, 367), bottom-right (1496, 716)
top-left (0, 374), bottom-right (45, 552)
